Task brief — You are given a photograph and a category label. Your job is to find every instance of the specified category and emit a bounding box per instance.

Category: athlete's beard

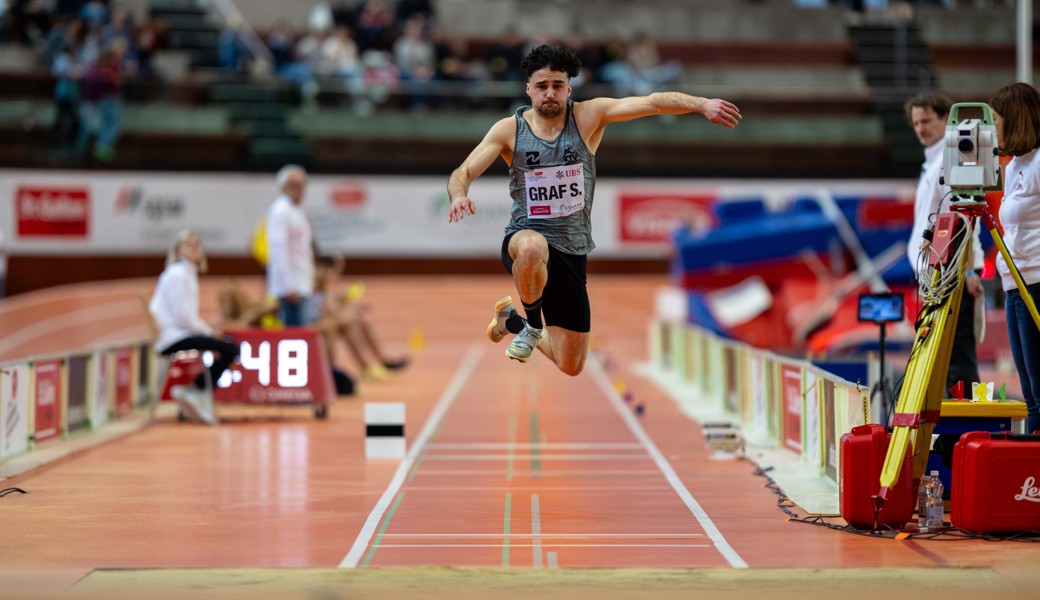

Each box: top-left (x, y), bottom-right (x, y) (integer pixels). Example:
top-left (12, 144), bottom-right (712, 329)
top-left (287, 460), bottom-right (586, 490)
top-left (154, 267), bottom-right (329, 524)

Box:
top-left (535, 100), bottom-right (564, 118)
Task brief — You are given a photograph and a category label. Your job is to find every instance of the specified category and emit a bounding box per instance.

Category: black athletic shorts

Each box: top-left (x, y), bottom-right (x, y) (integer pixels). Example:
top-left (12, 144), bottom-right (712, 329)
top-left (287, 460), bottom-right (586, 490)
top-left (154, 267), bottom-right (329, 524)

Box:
top-left (501, 231), bottom-right (591, 333)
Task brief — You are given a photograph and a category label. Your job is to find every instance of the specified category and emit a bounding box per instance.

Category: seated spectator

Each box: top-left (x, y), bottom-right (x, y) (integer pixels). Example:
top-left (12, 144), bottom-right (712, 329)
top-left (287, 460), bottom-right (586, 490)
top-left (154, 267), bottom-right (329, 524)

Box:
top-left (311, 256), bottom-right (408, 381)
top-left (76, 38), bottom-right (125, 162)
top-left (218, 279), bottom-right (280, 329)
top-left (149, 230), bottom-right (240, 425)
top-left (218, 12), bottom-right (252, 74)
top-left (392, 15), bottom-right (434, 109)
top-left (318, 25), bottom-right (361, 80)
top-left (51, 41), bottom-right (81, 151)
top-left (266, 19), bottom-right (297, 70)
top-left (354, 0), bottom-right (393, 51)
top-left (601, 34), bottom-right (682, 97)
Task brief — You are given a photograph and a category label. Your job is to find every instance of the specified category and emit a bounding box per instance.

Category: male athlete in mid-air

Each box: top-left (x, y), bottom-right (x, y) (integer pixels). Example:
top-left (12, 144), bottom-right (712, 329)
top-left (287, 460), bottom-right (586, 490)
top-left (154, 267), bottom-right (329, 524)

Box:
top-left (447, 45), bottom-right (741, 375)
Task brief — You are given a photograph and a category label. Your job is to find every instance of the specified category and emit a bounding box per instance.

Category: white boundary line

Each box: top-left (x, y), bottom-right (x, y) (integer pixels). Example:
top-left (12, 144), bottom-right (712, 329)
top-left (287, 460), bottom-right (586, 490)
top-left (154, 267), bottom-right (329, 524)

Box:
top-left (373, 543), bottom-right (712, 549)
top-left (379, 533), bottom-right (705, 538)
top-left (338, 344), bottom-right (484, 568)
top-left (588, 357), bottom-right (749, 569)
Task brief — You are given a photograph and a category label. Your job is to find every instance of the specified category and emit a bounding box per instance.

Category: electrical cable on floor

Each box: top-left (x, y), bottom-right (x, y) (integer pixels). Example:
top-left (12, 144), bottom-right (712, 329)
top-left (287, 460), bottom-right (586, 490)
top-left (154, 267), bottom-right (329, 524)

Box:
top-left (0, 487), bottom-right (28, 497)
top-left (750, 463), bottom-right (1040, 542)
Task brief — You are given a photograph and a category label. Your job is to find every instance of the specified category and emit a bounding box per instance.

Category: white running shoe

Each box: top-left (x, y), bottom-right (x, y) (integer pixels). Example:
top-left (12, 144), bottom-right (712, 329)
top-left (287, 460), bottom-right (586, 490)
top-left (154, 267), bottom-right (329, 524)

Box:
top-left (171, 385), bottom-right (218, 426)
top-left (506, 324), bottom-right (542, 362)
top-left (487, 296), bottom-right (515, 343)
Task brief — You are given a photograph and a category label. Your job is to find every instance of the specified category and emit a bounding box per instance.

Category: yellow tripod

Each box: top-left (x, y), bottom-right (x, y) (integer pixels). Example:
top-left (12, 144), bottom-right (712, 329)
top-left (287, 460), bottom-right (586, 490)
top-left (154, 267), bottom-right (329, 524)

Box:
top-left (875, 198), bottom-right (1040, 512)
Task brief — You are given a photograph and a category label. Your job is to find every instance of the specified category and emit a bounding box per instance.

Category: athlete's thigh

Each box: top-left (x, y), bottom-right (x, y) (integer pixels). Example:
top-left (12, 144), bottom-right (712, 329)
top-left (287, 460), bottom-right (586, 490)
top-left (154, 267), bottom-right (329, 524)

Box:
top-left (546, 326), bottom-right (590, 371)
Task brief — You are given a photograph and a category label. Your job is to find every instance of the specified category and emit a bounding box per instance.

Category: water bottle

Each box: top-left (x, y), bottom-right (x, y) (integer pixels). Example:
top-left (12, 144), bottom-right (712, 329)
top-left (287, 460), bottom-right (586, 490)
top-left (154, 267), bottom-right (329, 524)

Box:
top-left (917, 473), bottom-right (932, 527)
top-left (925, 470), bottom-right (945, 528)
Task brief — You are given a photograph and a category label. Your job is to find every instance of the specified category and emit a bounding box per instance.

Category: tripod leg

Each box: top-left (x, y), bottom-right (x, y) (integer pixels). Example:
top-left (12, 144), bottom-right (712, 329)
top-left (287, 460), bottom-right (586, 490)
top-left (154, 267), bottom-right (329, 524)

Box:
top-left (879, 241), bottom-right (968, 497)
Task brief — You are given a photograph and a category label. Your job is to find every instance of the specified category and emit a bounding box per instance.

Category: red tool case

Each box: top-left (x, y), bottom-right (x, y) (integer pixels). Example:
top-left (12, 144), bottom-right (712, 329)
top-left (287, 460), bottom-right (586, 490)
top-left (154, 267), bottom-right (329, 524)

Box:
top-left (839, 424), bottom-right (914, 530)
top-left (952, 431), bottom-right (1040, 533)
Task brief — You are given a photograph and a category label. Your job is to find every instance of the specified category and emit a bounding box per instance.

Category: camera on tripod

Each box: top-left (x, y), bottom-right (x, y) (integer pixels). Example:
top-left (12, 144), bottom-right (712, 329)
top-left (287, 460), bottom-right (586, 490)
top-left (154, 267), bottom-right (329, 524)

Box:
top-left (941, 103), bottom-right (1000, 191)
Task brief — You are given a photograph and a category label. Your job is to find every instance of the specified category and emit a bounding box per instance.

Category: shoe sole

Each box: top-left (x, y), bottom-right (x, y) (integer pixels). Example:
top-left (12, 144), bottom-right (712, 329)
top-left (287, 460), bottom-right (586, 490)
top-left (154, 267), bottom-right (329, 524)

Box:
top-left (487, 296), bottom-right (514, 343)
top-left (506, 348), bottom-right (532, 363)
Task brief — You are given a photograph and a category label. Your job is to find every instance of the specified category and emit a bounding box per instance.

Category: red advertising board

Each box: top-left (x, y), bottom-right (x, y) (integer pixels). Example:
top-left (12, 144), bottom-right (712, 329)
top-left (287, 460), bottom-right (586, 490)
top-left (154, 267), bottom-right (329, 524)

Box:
top-left (114, 347), bottom-right (134, 417)
top-left (15, 185), bottom-right (90, 238)
top-left (34, 359), bottom-right (62, 443)
top-left (618, 193), bottom-right (716, 243)
top-left (781, 364), bottom-right (803, 454)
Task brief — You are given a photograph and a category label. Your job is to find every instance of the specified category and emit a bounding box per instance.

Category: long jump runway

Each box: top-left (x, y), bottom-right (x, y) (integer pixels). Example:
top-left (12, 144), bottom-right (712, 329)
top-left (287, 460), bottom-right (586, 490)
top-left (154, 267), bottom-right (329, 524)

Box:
top-left (0, 275), bottom-right (1037, 599)
top-left (343, 344), bottom-right (743, 570)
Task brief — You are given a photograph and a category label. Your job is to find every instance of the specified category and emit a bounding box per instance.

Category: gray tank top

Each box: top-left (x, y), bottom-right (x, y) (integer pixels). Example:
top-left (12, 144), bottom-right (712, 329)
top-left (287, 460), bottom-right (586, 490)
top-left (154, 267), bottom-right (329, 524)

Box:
top-left (506, 100), bottom-right (597, 255)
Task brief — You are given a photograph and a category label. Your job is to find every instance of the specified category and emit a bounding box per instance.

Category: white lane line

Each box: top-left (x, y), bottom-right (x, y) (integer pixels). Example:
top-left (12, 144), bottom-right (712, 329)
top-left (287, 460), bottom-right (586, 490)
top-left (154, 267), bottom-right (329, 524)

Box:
top-left (373, 543), bottom-right (712, 549)
top-left (338, 344), bottom-right (484, 568)
top-left (547, 551), bottom-right (559, 568)
top-left (420, 454), bottom-right (651, 461)
top-left (411, 468), bottom-right (663, 476)
top-left (0, 300), bottom-right (141, 356)
top-left (531, 494), bottom-right (543, 568)
top-left (379, 533), bottom-right (704, 538)
top-left (589, 357), bottom-right (749, 569)
top-left (427, 442), bottom-right (644, 450)
top-left (401, 486), bottom-right (676, 492)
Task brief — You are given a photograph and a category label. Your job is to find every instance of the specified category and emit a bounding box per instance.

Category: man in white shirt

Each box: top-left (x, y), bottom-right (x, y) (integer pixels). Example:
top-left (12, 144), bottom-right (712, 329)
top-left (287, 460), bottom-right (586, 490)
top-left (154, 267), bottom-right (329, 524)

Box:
top-left (905, 92), bottom-right (984, 393)
top-left (266, 164), bottom-right (315, 327)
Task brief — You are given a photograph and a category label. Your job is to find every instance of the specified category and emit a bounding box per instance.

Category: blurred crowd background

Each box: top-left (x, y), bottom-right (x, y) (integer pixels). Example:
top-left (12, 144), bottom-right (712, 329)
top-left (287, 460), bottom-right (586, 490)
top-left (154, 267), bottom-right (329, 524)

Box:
top-left (0, 0), bottom-right (1029, 178)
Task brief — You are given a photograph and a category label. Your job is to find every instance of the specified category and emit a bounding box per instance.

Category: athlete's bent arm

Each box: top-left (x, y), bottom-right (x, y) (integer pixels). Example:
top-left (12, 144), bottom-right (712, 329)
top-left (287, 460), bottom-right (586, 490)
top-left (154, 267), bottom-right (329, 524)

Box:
top-left (447, 117), bottom-right (514, 223)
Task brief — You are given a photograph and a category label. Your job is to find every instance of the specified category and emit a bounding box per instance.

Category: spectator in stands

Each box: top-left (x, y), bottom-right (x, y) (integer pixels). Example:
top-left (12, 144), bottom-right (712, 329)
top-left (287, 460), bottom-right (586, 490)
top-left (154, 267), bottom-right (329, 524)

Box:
top-left (394, 0), bottom-right (433, 28)
top-left (600, 34), bottom-right (682, 97)
top-left (218, 12), bottom-right (252, 74)
top-left (392, 15), bottom-right (435, 110)
top-left (51, 41), bottom-right (81, 152)
top-left (149, 229), bottom-right (239, 425)
top-left (76, 38), bottom-right (125, 162)
top-left (486, 26), bottom-right (526, 82)
top-left (266, 164), bottom-right (315, 327)
top-left (989, 82), bottom-right (1040, 434)
top-left (318, 25), bottom-right (361, 80)
top-left (266, 19), bottom-right (297, 70)
top-left (310, 255), bottom-right (408, 381)
top-left (354, 0), bottom-right (393, 51)
top-left (904, 92), bottom-right (983, 394)
top-left (79, 0), bottom-right (108, 28)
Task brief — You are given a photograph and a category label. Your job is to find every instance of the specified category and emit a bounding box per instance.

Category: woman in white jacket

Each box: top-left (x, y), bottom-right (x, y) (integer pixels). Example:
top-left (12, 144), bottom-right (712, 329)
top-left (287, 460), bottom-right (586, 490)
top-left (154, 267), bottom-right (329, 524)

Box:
top-left (990, 82), bottom-right (1040, 434)
top-left (149, 230), bottom-right (239, 424)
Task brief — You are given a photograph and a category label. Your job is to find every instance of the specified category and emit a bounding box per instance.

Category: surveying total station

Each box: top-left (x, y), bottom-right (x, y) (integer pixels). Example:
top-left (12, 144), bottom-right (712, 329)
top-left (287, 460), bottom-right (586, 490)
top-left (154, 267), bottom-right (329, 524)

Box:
top-left (871, 102), bottom-right (1040, 526)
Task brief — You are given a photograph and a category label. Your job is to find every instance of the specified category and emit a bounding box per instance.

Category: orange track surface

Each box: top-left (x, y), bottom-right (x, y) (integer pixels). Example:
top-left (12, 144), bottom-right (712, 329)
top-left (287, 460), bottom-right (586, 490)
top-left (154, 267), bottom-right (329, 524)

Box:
top-left (0, 275), bottom-right (1036, 596)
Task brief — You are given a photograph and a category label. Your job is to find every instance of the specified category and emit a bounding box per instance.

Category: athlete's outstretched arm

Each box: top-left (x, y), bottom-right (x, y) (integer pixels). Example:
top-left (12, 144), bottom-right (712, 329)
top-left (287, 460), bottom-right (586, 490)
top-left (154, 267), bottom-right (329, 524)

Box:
top-left (580, 92), bottom-right (741, 128)
top-left (447, 117), bottom-right (514, 223)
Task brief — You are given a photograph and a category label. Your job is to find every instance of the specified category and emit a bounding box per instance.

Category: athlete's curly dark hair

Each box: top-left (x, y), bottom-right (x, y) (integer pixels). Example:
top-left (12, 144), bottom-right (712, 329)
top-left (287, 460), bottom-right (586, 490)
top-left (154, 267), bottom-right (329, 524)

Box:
top-left (520, 45), bottom-right (581, 79)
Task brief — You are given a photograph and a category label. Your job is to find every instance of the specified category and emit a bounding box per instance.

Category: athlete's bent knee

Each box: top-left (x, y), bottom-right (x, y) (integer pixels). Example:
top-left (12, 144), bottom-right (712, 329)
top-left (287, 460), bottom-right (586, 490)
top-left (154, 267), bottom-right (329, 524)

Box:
top-left (558, 358), bottom-right (585, 377)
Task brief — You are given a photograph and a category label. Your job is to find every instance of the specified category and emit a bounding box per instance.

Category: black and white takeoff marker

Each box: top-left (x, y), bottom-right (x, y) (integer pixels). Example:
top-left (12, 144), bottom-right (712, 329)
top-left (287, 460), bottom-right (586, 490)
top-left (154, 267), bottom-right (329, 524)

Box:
top-left (364, 402), bottom-right (405, 459)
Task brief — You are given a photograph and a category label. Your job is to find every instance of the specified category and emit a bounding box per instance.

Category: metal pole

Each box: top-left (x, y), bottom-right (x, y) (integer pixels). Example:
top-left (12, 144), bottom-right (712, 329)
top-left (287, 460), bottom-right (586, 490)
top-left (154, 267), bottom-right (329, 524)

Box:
top-left (1018, 0), bottom-right (1033, 85)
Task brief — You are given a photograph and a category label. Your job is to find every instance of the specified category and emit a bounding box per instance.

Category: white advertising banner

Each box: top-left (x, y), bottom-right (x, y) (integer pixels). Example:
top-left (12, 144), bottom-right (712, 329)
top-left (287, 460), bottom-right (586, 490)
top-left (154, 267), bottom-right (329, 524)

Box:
top-left (0, 363), bottom-right (31, 459)
top-left (0, 170), bottom-right (915, 258)
top-left (91, 350), bottom-right (110, 428)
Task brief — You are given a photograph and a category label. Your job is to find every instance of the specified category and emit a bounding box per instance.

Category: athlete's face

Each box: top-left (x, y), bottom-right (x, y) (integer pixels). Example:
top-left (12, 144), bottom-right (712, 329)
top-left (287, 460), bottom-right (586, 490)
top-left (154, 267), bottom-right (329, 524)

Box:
top-left (526, 68), bottom-right (571, 118)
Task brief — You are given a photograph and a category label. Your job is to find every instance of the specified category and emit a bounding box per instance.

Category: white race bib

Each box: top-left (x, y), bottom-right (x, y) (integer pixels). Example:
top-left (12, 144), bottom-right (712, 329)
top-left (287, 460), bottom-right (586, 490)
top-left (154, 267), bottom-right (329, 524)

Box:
top-left (524, 164), bottom-right (585, 219)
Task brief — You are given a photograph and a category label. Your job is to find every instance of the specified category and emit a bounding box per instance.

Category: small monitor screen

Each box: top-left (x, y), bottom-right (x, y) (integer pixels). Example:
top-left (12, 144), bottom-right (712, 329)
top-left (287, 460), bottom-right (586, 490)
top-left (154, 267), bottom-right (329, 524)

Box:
top-left (857, 293), bottom-right (904, 323)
